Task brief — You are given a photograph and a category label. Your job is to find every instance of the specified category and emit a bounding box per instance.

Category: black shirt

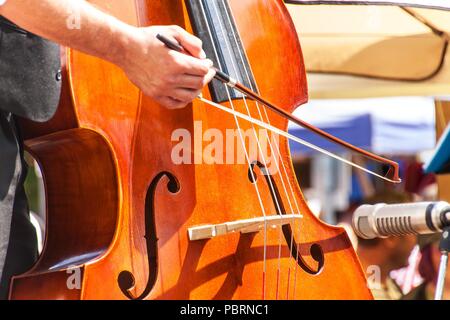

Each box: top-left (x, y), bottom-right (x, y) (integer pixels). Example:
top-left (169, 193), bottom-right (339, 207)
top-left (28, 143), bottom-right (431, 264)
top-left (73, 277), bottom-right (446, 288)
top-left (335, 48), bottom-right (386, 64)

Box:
top-left (0, 16), bottom-right (61, 299)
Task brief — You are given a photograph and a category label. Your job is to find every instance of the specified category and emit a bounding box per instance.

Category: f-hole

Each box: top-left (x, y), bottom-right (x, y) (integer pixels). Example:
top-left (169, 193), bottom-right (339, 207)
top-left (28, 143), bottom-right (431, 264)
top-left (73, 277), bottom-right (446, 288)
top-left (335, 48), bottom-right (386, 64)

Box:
top-left (117, 172), bottom-right (180, 300)
top-left (249, 161), bottom-right (325, 275)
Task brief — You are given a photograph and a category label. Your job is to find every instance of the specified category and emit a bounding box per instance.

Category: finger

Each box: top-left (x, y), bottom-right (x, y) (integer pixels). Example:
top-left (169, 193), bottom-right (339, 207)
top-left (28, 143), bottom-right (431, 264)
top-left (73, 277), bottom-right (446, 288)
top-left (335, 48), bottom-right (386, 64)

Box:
top-left (174, 74), bottom-right (210, 90)
top-left (170, 88), bottom-right (202, 103)
top-left (204, 67), bottom-right (217, 85)
top-left (157, 96), bottom-right (187, 109)
top-left (170, 50), bottom-right (213, 76)
top-left (169, 25), bottom-right (206, 59)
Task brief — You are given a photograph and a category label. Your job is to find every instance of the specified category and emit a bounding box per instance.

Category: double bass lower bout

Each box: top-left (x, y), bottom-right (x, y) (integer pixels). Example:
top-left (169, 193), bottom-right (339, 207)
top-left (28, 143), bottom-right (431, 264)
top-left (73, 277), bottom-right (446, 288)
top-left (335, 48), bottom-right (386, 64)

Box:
top-left (249, 162), bottom-right (325, 275)
top-left (118, 161), bottom-right (324, 300)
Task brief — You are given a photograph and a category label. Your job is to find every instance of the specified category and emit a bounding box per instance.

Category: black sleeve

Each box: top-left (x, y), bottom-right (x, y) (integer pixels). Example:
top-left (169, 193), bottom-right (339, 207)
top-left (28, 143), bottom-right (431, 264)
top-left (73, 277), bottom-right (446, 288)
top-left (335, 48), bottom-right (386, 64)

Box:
top-left (0, 16), bottom-right (61, 122)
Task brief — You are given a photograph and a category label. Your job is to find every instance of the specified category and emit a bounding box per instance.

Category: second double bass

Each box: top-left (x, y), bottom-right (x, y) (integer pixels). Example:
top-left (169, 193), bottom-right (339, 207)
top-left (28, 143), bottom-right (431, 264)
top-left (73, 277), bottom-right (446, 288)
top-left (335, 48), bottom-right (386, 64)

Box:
top-left (11, 0), bottom-right (377, 299)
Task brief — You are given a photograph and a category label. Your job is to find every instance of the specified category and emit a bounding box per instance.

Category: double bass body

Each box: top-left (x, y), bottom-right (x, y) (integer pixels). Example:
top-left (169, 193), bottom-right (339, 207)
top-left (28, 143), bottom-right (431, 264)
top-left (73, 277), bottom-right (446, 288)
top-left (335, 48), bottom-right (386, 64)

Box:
top-left (10, 0), bottom-right (372, 300)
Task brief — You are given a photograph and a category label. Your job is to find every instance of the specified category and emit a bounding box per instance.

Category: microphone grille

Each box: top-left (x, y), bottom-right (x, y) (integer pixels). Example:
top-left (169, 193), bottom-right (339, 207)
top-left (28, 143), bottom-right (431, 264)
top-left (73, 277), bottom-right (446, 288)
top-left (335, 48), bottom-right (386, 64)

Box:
top-left (375, 216), bottom-right (416, 237)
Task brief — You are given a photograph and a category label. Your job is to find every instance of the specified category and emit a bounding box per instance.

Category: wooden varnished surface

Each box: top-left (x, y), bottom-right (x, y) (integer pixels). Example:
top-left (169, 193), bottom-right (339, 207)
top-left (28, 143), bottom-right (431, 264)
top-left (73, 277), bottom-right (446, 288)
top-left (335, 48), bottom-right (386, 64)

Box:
top-left (11, 0), bottom-right (372, 300)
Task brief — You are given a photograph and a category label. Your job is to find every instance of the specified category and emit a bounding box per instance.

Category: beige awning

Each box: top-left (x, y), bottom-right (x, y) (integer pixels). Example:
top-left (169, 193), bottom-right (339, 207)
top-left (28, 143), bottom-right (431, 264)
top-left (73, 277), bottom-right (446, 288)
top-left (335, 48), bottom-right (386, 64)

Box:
top-left (285, 2), bottom-right (450, 98)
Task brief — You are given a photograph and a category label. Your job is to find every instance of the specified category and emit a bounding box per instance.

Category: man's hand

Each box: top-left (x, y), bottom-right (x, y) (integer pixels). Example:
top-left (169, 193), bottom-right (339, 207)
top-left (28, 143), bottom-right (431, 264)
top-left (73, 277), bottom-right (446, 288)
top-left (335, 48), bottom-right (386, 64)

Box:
top-left (119, 25), bottom-right (216, 109)
top-left (0, 0), bottom-right (215, 109)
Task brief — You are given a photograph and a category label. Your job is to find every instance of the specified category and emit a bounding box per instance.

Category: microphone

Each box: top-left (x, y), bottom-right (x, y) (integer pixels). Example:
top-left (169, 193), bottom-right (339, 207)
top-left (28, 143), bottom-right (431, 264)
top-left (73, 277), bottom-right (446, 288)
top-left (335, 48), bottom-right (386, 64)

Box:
top-left (352, 201), bottom-right (450, 239)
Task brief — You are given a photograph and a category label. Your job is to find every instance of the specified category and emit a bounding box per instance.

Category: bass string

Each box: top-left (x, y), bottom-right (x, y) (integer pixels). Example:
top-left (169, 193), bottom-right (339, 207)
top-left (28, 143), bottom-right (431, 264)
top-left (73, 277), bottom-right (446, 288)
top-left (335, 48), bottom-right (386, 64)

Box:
top-left (219, 0), bottom-right (304, 300)
top-left (197, 0), bottom-right (271, 300)
top-left (209, 0), bottom-right (297, 300)
top-left (197, 96), bottom-right (397, 184)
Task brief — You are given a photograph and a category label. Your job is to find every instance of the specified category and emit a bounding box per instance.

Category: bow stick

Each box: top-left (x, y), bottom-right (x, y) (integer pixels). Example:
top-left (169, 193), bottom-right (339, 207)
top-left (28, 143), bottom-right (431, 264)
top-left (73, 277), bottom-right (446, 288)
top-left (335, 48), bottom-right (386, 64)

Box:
top-left (156, 34), bottom-right (401, 183)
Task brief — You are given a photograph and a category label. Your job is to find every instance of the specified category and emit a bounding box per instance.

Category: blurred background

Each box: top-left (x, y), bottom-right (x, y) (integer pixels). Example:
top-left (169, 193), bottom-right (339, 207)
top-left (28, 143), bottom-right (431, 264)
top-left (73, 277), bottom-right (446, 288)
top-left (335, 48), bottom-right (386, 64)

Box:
top-left (284, 3), bottom-right (450, 299)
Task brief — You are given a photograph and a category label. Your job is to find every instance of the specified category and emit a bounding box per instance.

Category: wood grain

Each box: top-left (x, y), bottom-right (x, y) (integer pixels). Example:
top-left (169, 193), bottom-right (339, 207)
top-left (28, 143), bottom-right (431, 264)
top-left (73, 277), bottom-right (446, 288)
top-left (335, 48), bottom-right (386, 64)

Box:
top-left (11, 0), bottom-right (372, 300)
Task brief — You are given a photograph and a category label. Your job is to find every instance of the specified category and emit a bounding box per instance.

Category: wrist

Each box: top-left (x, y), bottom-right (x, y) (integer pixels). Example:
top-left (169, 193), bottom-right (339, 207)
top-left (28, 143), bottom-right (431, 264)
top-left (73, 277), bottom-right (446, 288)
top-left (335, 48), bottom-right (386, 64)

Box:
top-left (105, 18), bottom-right (140, 69)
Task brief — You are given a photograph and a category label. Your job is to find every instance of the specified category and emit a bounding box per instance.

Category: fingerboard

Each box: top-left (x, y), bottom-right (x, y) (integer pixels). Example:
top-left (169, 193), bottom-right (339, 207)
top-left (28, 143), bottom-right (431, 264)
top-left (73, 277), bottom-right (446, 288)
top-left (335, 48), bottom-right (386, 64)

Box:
top-left (186, 0), bottom-right (258, 103)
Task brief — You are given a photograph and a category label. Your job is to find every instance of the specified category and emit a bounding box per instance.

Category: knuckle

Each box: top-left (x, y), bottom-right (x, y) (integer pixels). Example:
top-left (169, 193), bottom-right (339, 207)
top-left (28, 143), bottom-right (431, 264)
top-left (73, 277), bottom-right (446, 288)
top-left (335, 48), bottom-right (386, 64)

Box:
top-left (200, 67), bottom-right (209, 76)
top-left (172, 57), bottom-right (186, 72)
top-left (167, 51), bottom-right (180, 65)
top-left (165, 74), bottom-right (177, 85)
top-left (170, 25), bottom-right (182, 33)
top-left (195, 78), bottom-right (205, 89)
top-left (161, 83), bottom-right (173, 95)
top-left (169, 63), bottom-right (183, 75)
top-left (170, 91), bottom-right (182, 101)
top-left (195, 64), bottom-right (209, 75)
top-left (161, 84), bottom-right (171, 93)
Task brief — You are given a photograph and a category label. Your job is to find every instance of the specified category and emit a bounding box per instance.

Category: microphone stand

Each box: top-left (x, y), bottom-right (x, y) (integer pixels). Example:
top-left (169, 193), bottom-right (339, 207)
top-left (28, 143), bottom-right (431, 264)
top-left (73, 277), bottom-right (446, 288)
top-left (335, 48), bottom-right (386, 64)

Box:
top-left (435, 226), bottom-right (450, 300)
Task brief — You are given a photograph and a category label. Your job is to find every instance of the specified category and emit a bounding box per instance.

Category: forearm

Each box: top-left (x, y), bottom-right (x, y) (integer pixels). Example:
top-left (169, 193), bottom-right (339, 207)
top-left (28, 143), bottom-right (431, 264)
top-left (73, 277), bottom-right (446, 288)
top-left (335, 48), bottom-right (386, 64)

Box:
top-left (0, 0), bottom-right (215, 109)
top-left (0, 0), bottom-right (134, 66)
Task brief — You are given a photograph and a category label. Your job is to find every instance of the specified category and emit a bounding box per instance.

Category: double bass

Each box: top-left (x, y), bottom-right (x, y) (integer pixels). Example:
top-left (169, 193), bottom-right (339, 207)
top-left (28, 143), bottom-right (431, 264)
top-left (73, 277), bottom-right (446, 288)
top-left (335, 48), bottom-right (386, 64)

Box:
top-left (10, 0), bottom-right (398, 299)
